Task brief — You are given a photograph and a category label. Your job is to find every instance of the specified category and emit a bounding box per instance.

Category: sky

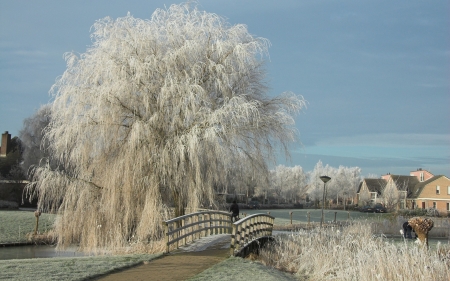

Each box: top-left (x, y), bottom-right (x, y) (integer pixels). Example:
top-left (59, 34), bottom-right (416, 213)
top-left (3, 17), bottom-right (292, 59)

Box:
top-left (0, 0), bottom-right (449, 177)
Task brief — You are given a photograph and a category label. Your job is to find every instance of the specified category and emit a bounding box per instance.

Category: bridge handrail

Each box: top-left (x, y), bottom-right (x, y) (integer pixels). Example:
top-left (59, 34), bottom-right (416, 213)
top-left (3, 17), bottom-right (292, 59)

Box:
top-left (163, 210), bottom-right (232, 253)
top-left (230, 213), bottom-right (275, 256)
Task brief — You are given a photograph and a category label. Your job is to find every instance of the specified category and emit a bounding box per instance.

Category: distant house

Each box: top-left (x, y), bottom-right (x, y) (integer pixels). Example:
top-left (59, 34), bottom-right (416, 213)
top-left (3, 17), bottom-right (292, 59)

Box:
top-left (408, 175), bottom-right (450, 211)
top-left (356, 178), bottom-right (386, 205)
top-left (356, 169), bottom-right (450, 213)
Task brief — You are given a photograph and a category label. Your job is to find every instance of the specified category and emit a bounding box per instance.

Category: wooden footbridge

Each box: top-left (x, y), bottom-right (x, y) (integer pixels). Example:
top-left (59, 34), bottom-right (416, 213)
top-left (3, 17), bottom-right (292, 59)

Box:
top-left (163, 211), bottom-right (275, 257)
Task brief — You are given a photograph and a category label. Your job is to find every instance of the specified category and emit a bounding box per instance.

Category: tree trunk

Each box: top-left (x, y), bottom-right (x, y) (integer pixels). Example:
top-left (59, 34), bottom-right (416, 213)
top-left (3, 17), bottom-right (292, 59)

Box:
top-left (34, 216), bottom-right (39, 235)
top-left (172, 190), bottom-right (186, 227)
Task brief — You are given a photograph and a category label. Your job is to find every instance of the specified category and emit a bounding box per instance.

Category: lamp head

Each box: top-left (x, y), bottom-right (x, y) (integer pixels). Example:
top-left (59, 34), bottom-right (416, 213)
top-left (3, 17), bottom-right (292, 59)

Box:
top-left (320, 176), bottom-right (331, 183)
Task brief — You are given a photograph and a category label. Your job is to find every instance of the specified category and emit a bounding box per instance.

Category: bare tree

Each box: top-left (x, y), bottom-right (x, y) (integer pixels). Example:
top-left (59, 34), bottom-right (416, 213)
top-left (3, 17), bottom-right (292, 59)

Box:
top-left (270, 165), bottom-right (288, 204)
top-left (26, 3), bottom-right (305, 251)
top-left (0, 136), bottom-right (24, 180)
top-left (358, 188), bottom-right (371, 206)
top-left (289, 165), bottom-right (308, 203)
top-left (332, 166), bottom-right (361, 207)
top-left (383, 181), bottom-right (398, 210)
top-left (383, 177), bottom-right (410, 210)
top-left (19, 104), bottom-right (52, 178)
top-left (307, 161), bottom-right (326, 207)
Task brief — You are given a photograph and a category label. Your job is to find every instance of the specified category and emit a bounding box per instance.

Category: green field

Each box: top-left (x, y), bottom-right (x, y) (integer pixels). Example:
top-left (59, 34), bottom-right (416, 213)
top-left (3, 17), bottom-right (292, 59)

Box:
top-left (0, 210), bottom-right (56, 244)
top-left (0, 253), bottom-right (162, 281)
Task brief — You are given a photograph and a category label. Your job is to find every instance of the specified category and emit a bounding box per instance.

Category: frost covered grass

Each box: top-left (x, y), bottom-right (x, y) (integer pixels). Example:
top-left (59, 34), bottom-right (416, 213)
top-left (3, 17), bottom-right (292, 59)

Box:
top-left (188, 256), bottom-right (297, 281)
top-left (0, 210), bottom-right (56, 244)
top-left (259, 222), bottom-right (450, 280)
top-left (0, 210), bottom-right (166, 253)
top-left (0, 253), bottom-right (162, 281)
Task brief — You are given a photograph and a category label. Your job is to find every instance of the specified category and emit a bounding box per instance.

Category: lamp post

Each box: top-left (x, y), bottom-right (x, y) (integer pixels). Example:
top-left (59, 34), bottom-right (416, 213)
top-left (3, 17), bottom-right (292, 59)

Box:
top-left (320, 175), bottom-right (331, 228)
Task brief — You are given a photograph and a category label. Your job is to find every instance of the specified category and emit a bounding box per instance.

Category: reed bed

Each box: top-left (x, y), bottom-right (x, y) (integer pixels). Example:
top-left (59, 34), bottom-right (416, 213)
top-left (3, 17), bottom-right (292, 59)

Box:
top-left (259, 222), bottom-right (450, 280)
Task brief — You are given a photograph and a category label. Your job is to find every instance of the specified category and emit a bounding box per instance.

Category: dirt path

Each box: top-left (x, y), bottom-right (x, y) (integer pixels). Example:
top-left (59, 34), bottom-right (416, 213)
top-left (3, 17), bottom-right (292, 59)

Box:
top-left (93, 235), bottom-right (231, 281)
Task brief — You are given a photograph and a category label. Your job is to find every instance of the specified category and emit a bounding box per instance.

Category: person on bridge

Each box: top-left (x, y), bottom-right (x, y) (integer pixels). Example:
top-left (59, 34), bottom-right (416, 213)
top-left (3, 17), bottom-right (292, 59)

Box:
top-left (230, 200), bottom-right (240, 222)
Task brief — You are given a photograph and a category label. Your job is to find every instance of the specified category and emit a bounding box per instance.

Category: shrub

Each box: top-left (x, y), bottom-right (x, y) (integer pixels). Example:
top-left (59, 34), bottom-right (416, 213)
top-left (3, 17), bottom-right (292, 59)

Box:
top-left (397, 208), bottom-right (427, 217)
top-left (0, 200), bottom-right (19, 209)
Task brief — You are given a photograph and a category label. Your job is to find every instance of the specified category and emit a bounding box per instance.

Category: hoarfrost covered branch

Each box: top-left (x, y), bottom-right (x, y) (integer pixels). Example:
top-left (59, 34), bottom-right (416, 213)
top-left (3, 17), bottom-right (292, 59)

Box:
top-left (26, 3), bottom-right (305, 251)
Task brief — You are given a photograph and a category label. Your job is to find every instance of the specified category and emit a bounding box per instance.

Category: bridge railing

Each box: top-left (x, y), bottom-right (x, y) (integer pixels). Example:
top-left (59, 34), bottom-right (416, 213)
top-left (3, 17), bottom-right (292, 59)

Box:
top-left (230, 213), bottom-right (275, 256)
top-left (163, 210), bottom-right (232, 253)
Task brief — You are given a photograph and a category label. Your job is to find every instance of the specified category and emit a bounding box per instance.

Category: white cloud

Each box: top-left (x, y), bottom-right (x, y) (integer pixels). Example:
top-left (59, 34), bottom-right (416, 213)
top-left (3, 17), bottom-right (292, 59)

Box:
top-left (315, 133), bottom-right (449, 147)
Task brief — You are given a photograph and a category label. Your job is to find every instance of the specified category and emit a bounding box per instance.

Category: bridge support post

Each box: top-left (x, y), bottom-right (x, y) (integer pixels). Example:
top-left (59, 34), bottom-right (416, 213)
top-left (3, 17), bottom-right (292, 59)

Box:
top-left (230, 223), bottom-right (237, 256)
top-left (163, 221), bottom-right (169, 253)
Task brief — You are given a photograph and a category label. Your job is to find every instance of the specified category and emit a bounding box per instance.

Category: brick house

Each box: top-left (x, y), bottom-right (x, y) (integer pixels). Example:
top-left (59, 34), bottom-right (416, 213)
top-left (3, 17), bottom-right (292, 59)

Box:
top-left (408, 175), bottom-right (450, 211)
top-left (357, 169), bottom-right (450, 212)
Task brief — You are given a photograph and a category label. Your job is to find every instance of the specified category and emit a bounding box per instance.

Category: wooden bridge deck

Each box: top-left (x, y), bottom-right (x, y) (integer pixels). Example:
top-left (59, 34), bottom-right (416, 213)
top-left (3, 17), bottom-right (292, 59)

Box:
top-left (94, 235), bottom-right (231, 281)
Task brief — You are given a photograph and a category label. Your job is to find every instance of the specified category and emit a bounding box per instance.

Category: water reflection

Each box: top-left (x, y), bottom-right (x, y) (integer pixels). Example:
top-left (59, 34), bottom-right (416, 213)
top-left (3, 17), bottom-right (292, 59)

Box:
top-left (0, 245), bottom-right (86, 260)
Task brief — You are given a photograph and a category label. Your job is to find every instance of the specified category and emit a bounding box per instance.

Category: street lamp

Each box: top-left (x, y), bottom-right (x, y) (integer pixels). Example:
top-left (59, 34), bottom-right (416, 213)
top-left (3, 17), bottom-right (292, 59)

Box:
top-left (320, 175), bottom-right (331, 228)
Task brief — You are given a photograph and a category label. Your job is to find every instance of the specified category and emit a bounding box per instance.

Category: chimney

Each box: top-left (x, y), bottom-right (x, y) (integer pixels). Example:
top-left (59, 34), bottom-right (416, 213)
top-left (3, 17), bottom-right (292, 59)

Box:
top-left (0, 131), bottom-right (11, 157)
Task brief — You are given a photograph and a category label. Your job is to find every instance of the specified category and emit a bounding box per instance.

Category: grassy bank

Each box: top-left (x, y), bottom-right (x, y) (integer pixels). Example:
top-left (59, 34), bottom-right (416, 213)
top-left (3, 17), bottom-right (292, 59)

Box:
top-left (188, 256), bottom-right (298, 281)
top-left (0, 210), bottom-right (56, 244)
top-left (0, 253), bottom-right (162, 281)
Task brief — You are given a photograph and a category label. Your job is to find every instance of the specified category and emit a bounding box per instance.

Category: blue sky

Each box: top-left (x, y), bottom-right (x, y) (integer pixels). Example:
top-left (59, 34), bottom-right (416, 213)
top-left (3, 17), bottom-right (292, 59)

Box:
top-left (0, 0), bottom-right (449, 177)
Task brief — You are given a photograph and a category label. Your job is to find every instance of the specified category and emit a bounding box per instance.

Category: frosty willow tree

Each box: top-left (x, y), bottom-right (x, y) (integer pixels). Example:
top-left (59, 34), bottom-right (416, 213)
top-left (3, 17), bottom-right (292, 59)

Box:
top-left (27, 3), bottom-right (305, 251)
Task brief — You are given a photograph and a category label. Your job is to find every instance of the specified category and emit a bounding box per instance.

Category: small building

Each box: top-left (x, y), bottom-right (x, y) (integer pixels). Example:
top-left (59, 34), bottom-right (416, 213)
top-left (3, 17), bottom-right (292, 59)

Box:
top-left (0, 131), bottom-right (11, 157)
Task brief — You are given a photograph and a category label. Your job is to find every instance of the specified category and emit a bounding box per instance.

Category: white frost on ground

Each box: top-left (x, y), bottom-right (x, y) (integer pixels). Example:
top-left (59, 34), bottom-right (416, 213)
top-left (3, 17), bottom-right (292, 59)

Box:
top-left (179, 234), bottom-right (231, 252)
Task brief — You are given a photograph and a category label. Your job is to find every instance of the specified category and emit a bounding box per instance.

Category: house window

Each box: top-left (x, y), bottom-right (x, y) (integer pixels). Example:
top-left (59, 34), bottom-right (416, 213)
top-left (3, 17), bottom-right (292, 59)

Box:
top-left (448, 186), bottom-right (450, 195)
top-left (433, 202), bottom-right (437, 209)
top-left (447, 203), bottom-right (450, 211)
top-left (436, 186), bottom-right (440, 195)
top-left (420, 172), bottom-right (424, 182)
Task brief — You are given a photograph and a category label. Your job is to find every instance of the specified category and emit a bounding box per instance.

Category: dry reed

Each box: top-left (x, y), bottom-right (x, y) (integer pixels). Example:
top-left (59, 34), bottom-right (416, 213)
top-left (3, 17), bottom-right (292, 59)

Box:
top-left (259, 222), bottom-right (450, 280)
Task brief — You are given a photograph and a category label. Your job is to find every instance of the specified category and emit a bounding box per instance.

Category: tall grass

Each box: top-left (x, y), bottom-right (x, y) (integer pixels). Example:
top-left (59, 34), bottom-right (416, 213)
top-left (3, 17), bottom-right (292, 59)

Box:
top-left (259, 222), bottom-right (450, 280)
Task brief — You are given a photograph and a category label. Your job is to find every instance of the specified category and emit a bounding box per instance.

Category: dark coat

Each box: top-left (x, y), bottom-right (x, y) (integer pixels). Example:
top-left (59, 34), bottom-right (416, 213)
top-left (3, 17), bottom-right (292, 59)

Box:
top-left (403, 221), bottom-right (412, 231)
top-left (230, 203), bottom-right (239, 215)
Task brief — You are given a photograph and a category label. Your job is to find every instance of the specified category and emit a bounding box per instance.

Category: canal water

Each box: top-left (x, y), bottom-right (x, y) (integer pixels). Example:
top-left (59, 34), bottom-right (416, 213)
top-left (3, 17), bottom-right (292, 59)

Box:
top-left (0, 245), bottom-right (86, 260)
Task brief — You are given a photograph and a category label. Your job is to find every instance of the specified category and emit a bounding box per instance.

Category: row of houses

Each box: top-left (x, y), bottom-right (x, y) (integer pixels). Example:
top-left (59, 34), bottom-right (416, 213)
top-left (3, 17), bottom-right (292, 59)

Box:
top-left (356, 169), bottom-right (450, 212)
